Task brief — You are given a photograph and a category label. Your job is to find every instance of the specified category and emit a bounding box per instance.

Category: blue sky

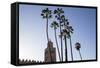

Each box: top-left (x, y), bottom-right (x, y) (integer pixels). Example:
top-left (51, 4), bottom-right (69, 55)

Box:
top-left (19, 4), bottom-right (96, 62)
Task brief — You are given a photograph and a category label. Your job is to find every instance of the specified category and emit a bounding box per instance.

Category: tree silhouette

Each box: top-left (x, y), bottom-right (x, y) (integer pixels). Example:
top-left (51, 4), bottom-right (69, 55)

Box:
top-left (41, 8), bottom-right (53, 62)
top-left (67, 24), bottom-right (74, 61)
top-left (61, 15), bottom-right (74, 61)
top-left (54, 8), bottom-right (64, 61)
top-left (60, 15), bottom-right (68, 62)
top-left (41, 8), bottom-right (52, 41)
top-left (51, 21), bottom-right (61, 61)
top-left (41, 8), bottom-right (75, 62)
top-left (75, 42), bottom-right (82, 60)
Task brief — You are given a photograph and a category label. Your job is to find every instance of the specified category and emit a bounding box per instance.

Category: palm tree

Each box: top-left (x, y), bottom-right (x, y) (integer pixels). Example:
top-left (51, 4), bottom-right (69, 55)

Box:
top-left (54, 8), bottom-right (64, 61)
top-left (62, 16), bottom-right (74, 61)
top-left (51, 21), bottom-right (61, 61)
top-left (75, 42), bottom-right (82, 60)
top-left (67, 25), bottom-right (74, 61)
top-left (62, 29), bottom-right (68, 62)
top-left (60, 15), bottom-right (68, 62)
top-left (41, 8), bottom-right (52, 62)
top-left (41, 8), bottom-right (52, 41)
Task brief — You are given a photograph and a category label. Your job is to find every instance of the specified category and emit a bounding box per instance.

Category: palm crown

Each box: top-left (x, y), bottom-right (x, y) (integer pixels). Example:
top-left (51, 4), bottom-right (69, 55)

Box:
top-left (75, 42), bottom-right (81, 50)
top-left (41, 8), bottom-right (52, 19)
top-left (51, 21), bottom-right (59, 29)
top-left (54, 8), bottom-right (64, 20)
top-left (60, 15), bottom-right (74, 38)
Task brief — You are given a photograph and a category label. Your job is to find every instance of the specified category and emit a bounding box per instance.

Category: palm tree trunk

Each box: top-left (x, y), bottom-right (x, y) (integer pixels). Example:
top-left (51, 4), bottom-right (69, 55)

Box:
top-left (63, 19), bottom-right (68, 62)
top-left (58, 13), bottom-right (63, 61)
top-left (79, 49), bottom-right (82, 60)
top-left (54, 28), bottom-right (61, 61)
top-left (60, 22), bottom-right (63, 61)
top-left (64, 35), bottom-right (68, 62)
top-left (46, 18), bottom-right (49, 41)
top-left (46, 17), bottom-right (52, 62)
top-left (69, 36), bottom-right (73, 61)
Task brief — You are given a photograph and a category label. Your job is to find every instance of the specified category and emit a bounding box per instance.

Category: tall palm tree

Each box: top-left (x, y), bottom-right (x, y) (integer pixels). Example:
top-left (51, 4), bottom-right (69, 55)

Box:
top-left (67, 25), bottom-right (74, 61)
top-left (61, 15), bottom-right (74, 61)
top-left (75, 42), bottom-right (82, 60)
top-left (54, 8), bottom-right (64, 61)
top-left (61, 15), bottom-right (68, 62)
top-left (51, 21), bottom-right (61, 61)
top-left (41, 8), bottom-right (52, 41)
top-left (62, 29), bottom-right (68, 62)
top-left (63, 17), bottom-right (74, 61)
top-left (41, 8), bottom-right (52, 62)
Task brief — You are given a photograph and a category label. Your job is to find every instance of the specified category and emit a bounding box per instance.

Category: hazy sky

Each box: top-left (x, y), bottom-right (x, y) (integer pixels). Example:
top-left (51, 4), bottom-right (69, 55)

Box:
top-left (19, 4), bottom-right (96, 62)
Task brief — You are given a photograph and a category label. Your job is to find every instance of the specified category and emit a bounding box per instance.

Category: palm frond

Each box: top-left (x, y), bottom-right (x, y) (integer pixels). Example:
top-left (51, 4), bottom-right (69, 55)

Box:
top-left (51, 21), bottom-right (59, 29)
top-left (43, 16), bottom-right (46, 18)
top-left (48, 15), bottom-right (52, 18)
top-left (67, 22), bottom-right (69, 25)
top-left (54, 10), bottom-right (57, 14)
top-left (41, 13), bottom-right (44, 16)
top-left (75, 42), bottom-right (81, 50)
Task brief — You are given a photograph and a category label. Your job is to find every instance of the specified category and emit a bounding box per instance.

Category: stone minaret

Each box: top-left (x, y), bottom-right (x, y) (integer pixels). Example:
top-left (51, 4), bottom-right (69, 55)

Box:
top-left (44, 40), bottom-right (56, 62)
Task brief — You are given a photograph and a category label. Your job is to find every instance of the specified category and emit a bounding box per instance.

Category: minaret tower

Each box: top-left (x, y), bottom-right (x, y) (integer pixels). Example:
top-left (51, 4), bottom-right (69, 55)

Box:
top-left (44, 40), bottom-right (56, 62)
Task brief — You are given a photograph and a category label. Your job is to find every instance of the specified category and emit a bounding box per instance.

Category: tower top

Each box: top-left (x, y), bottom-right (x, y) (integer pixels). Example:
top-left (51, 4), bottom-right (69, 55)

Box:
top-left (47, 40), bottom-right (53, 48)
top-left (45, 40), bottom-right (56, 62)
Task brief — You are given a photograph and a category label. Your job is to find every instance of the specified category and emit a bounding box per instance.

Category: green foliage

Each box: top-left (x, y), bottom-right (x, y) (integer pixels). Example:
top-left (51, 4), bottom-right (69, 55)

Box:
top-left (75, 42), bottom-right (81, 50)
top-left (51, 21), bottom-right (59, 29)
top-left (41, 8), bottom-right (52, 19)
